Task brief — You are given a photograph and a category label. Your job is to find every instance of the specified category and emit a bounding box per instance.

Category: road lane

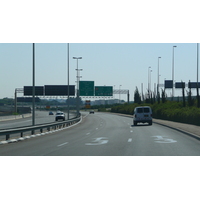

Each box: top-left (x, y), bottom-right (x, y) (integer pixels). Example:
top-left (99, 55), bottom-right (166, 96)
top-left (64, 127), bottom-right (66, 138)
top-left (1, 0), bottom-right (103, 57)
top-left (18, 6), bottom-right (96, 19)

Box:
top-left (0, 112), bottom-right (200, 156)
top-left (0, 111), bottom-right (76, 141)
top-left (0, 111), bottom-right (76, 129)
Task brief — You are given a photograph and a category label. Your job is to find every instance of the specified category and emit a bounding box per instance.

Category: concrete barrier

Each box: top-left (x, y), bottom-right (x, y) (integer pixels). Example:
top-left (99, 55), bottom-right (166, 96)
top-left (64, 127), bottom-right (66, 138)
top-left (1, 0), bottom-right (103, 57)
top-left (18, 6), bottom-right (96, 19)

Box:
top-left (0, 113), bottom-right (32, 122)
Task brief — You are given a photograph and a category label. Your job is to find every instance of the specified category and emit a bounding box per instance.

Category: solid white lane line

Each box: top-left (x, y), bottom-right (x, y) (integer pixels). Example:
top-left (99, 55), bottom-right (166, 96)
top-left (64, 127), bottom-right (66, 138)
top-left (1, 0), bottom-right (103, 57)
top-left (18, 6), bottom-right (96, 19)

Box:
top-left (9, 139), bottom-right (17, 143)
top-left (86, 132), bottom-right (90, 135)
top-left (83, 114), bottom-right (89, 118)
top-left (57, 142), bottom-right (68, 147)
top-left (128, 138), bottom-right (132, 142)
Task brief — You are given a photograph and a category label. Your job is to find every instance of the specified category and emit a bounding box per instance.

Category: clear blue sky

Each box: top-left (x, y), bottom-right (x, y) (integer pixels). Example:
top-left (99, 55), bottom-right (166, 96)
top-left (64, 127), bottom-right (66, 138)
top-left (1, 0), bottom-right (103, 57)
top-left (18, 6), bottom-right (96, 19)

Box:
top-left (0, 43), bottom-right (199, 100)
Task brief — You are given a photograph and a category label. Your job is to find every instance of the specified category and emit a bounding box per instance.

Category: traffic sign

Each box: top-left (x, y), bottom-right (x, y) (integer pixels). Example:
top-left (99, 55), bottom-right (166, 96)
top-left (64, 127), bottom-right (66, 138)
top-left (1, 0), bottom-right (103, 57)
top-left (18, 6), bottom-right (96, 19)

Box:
top-left (24, 86), bottom-right (44, 96)
top-left (188, 82), bottom-right (200, 88)
top-left (79, 81), bottom-right (94, 96)
top-left (164, 80), bottom-right (173, 88)
top-left (95, 86), bottom-right (113, 96)
top-left (175, 82), bottom-right (185, 88)
top-left (85, 100), bottom-right (91, 109)
top-left (44, 85), bottom-right (75, 96)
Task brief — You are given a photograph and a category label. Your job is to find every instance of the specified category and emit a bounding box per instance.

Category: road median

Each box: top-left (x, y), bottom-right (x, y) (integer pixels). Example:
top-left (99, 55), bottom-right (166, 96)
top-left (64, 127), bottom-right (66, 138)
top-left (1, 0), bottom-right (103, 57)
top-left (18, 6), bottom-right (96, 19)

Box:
top-left (0, 113), bottom-right (32, 122)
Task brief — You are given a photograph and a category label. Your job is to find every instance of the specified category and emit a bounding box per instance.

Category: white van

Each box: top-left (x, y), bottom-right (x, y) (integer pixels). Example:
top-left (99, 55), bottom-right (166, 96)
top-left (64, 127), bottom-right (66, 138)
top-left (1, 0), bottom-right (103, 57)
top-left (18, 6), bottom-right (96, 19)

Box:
top-left (133, 106), bottom-right (152, 126)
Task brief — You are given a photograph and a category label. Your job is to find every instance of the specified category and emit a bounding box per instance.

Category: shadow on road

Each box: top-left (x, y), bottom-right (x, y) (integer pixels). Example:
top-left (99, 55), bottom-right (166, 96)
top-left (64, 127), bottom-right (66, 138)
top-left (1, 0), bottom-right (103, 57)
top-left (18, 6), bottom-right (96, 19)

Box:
top-left (131, 123), bottom-right (153, 127)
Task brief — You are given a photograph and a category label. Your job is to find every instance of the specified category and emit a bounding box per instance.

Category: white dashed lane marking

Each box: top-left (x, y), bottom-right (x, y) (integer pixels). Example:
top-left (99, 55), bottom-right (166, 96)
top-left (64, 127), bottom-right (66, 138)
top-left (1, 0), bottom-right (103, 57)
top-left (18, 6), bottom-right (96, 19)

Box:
top-left (57, 142), bottom-right (68, 147)
top-left (128, 138), bottom-right (132, 142)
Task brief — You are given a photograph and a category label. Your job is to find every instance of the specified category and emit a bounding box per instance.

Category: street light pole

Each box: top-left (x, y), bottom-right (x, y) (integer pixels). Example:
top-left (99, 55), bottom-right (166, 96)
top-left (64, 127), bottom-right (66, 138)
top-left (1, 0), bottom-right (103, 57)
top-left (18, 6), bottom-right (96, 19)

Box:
top-left (197, 43), bottom-right (199, 107)
top-left (148, 66), bottom-right (151, 92)
top-left (150, 69), bottom-right (152, 92)
top-left (197, 43), bottom-right (199, 86)
top-left (73, 57), bottom-right (82, 116)
top-left (157, 57), bottom-right (161, 99)
top-left (119, 85), bottom-right (122, 103)
top-left (172, 45), bottom-right (177, 100)
top-left (113, 85), bottom-right (115, 99)
top-left (67, 43), bottom-right (70, 120)
top-left (32, 43), bottom-right (35, 132)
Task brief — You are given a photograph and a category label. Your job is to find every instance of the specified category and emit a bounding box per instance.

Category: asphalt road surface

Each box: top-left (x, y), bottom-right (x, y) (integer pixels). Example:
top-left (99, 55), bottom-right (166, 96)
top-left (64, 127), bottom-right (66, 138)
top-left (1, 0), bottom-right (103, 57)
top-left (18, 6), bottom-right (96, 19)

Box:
top-left (0, 112), bottom-right (200, 156)
top-left (0, 111), bottom-right (76, 141)
top-left (0, 111), bottom-right (76, 129)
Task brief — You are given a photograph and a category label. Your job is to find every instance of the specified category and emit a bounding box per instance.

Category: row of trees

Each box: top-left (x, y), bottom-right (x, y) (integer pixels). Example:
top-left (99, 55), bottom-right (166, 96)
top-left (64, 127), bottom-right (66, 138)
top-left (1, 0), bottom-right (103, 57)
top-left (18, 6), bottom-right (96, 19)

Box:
top-left (0, 97), bottom-right (83, 106)
top-left (134, 87), bottom-right (167, 105)
top-left (0, 98), bottom-right (14, 105)
top-left (134, 81), bottom-right (200, 108)
top-left (111, 84), bottom-right (200, 126)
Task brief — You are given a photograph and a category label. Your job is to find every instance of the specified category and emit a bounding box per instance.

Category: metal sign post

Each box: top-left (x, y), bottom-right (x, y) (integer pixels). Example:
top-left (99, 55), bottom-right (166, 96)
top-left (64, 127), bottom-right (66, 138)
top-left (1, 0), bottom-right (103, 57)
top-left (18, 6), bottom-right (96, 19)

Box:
top-left (73, 57), bottom-right (82, 116)
top-left (32, 43), bottom-right (35, 134)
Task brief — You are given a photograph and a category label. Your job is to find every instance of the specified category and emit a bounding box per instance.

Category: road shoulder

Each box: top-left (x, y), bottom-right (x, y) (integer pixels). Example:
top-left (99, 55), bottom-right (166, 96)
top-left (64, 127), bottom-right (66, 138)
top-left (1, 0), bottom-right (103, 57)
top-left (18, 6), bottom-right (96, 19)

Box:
top-left (107, 112), bottom-right (200, 140)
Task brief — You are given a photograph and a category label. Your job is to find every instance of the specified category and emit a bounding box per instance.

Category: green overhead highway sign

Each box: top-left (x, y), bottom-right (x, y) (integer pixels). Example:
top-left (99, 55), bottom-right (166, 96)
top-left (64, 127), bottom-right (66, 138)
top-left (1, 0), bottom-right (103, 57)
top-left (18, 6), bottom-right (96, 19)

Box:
top-left (79, 81), bottom-right (94, 96)
top-left (95, 86), bottom-right (113, 96)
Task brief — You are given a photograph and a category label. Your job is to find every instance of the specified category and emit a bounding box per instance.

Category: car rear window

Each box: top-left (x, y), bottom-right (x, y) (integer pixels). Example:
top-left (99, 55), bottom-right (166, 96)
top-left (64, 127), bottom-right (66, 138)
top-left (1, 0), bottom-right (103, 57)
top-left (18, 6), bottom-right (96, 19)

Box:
top-left (136, 107), bottom-right (150, 113)
top-left (137, 108), bottom-right (143, 113)
top-left (144, 108), bottom-right (150, 113)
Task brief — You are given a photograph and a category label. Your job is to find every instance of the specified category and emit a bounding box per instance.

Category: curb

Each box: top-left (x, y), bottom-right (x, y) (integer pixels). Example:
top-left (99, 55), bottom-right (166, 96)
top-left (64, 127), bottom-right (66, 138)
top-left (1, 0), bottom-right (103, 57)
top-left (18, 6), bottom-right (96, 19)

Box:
top-left (0, 131), bottom-right (53, 145)
top-left (153, 121), bottom-right (200, 141)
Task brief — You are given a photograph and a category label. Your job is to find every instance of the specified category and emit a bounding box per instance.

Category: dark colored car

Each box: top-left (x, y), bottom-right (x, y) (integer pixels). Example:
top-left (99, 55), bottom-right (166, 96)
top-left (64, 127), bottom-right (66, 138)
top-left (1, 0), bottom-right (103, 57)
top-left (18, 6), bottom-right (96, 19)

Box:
top-left (89, 110), bottom-right (95, 114)
top-left (49, 111), bottom-right (54, 115)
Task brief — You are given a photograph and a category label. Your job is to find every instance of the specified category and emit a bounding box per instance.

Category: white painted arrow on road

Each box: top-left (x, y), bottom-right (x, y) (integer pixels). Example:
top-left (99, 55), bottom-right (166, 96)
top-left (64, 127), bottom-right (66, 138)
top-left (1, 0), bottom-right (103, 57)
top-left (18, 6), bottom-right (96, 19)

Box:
top-left (85, 137), bottom-right (108, 145)
top-left (152, 136), bottom-right (177, 143)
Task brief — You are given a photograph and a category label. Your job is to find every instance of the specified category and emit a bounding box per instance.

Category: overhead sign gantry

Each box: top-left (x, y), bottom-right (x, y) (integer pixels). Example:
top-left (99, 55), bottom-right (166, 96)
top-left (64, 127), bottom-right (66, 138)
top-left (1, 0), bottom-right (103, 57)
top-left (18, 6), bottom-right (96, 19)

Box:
top-left (23, 85), bottom-right (75, 96)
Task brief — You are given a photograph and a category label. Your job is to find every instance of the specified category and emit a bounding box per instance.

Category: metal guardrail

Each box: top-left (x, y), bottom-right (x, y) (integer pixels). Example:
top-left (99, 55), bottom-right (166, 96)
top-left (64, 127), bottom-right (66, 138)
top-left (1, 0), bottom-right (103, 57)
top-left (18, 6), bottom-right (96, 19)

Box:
top-left (0, 115), bottom-right (81, 141)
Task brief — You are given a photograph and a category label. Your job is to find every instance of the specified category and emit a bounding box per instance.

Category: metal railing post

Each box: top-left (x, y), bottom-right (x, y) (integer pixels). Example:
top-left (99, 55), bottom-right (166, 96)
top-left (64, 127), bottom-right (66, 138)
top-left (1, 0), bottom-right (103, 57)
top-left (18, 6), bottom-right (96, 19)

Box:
top-left (6, 134), bottom-right (10, 140)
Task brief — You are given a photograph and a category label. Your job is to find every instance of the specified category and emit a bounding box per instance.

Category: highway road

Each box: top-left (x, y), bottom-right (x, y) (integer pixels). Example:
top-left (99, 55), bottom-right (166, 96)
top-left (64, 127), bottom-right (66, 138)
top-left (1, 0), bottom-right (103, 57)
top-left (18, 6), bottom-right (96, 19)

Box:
top-left (0, 111), bottom-right (76, 141)
top-left (0, 112), bottom-right (200, 156)
top-left (0, 111), bottom-right (76, 129)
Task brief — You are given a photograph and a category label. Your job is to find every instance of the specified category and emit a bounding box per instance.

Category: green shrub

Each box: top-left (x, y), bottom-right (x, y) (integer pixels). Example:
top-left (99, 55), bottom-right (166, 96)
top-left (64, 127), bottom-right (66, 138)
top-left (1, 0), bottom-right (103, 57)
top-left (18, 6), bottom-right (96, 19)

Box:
top-left (111, 101), bottom-right (200, 126)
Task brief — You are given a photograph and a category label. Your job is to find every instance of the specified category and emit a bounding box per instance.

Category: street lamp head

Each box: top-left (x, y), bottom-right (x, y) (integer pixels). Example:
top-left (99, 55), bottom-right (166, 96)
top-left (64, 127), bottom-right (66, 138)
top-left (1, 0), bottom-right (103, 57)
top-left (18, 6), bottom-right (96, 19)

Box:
top-left (73, 57), bottom-right (82, 59)
top-left (173, 46), bottom-right (177, 48)
top-left (158, 57), bottom-right (161, 58)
